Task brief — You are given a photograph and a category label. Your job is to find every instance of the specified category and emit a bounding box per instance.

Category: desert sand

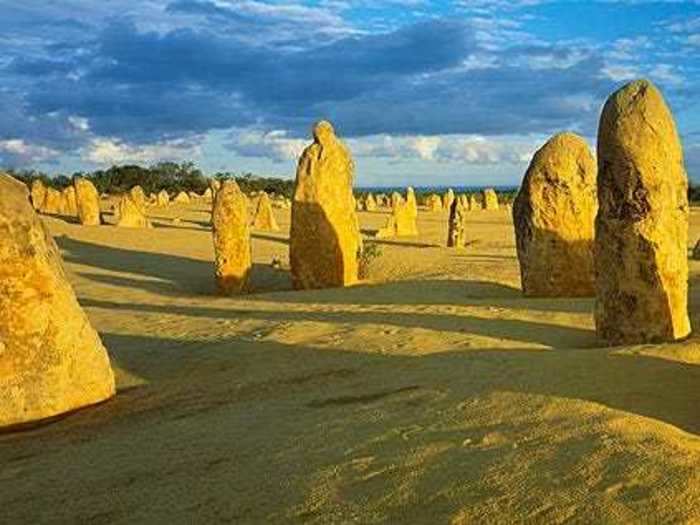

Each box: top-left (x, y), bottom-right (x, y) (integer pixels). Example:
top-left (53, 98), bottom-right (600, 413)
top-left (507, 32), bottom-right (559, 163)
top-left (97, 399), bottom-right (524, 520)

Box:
top-left (1, 199), bottom-right (699, 523)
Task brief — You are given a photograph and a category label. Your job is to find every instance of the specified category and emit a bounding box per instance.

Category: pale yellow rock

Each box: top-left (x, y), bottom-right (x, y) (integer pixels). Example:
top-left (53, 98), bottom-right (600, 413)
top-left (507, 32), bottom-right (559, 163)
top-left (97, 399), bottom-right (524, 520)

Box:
top-left (513, 133), bottom-right (597, 297)
top-left (61, 186), bottom-right (78, 216)
top-left (43, 188), bottom-right (63, 215)
top-left (74, 177), bottom-right (102, 225)
top-left (458, 194), bottom-right (470, 211)
top-left (30, 179), bottom-right (46, 211)
top-left (468, 194), bottom-right (479, 211)
top-left (482, 188), bottom-right (499, 210)
top-left (406, 187), bottom-right (418, 220)
top-left (188, 191), bottom-right (199, 202)
top-left (252, 192), bottom-right (280, 232)
top-left (391, 191), bottom-right (404, 208)
top-left (129, 186), bottom-right (147, 212)
top-left (443, 188), bottom-right (455, 211)
top-left (364, 193), bottom-right (378, 211)
top-left (447, 198), bottom-right (469, 247)
top-left (116, 194), bottom-right (152, 228)
top-left (0, 173), bottom-right (115, 427)
top-left (376, 192), bottom-right (418, 238)
top-left (212, 180), bottom-right (251, 294)
top-left (595, 79), bottom-right (690, 344)
top-left (174, 191), bottom-right (190, 204)
top-left (426, 194), bottom-right (443, 212)
top-left (203, 187), bottom-right (214, 201)
top-left (290, 121), bottom-right (361, 289)
top-left (156, 190), bottom-right (170, 207)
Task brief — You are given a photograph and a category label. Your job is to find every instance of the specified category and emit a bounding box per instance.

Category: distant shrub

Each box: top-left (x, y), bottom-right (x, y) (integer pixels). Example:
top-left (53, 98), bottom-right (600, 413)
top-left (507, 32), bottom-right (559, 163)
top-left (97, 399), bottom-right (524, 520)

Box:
top-left (2, 162), bottom-right (296, 198)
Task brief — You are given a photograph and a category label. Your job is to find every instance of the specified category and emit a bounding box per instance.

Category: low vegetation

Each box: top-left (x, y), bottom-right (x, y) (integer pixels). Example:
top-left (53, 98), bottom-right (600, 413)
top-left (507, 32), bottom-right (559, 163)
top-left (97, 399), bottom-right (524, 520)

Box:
top-left (4, 163), bottom-right (295, 198)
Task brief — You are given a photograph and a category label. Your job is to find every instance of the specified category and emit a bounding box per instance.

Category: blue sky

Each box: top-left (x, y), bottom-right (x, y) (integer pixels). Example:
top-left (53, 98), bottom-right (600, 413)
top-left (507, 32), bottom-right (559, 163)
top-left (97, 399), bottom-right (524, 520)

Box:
top-left (1, 0), bottom-right (699, 185)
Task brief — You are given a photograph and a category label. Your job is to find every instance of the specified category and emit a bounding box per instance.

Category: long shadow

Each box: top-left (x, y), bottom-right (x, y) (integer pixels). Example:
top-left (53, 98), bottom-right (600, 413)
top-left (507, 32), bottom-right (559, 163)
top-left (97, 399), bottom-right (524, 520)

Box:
top-left (56, 236), bottom-right (213, 295)
top-left (55, 331), bottom-right (700, 436)
top-left (151, 221), bottom-right (209, 232)
top-left (365, 238), bottom-right (440, 248)
top-left (1, 330), bottom-right (697, 525)
top-left (452, 254), bottom-right (516, 261)
top-left (78, 263), bottom-right (291, 296)
top-left (82, 298), bottom-right (596, 349)
top-left (250, 279), bottom-right (593, 314)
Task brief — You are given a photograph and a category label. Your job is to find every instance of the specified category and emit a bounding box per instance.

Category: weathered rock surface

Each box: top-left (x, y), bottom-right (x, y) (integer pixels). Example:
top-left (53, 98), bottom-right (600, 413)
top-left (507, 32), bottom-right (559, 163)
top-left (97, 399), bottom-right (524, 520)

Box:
top-left (469, 195), bottom-right (479, 211)
top-left (30, 180), bottom-right (46, 211)
top-left (156, 190), bottom-right (170, 207)
top-left (513, 132), bottom-right (597, 297)
top-left (74, 177), bottom-right (102, 225)
top-left (482, 188), bottom-right (499, 210)
top-left (212, 180), bottom-right (252, 294)
top-left (376, 191), bottom-right (418, 238)
top-left (129, 186), bottom-right (147, 212)
top-left (447, 198), bottom-right (469, 247)
top-left (443, 188), bottom-right (455, 211)
top-left (116, 194), bottom-right (152, 228)
top-left (364, 193), bottom-right (377, 212)
top-left (203, 187), bottom-right (214, 201)
top-left (290, 121), bottom-right (361, 289)
top-left (174, 191), bottom-right (190, 204)
top-left (406, 187), bottom-right (418, 219)
top-left (61, 186), bottom-right (78, 216)
top-left (252, 192), bottom-right (280, 232)
top-left (458, 194), bottom-right (470, 211)
top-left (0, 173), bottom-right (115, 427)
top-left (595, 79), bottom-right (690, 344)
top-left (426, 194), bottom-right (443, 212)
top-left (43, 188), bottom-right (64, 215)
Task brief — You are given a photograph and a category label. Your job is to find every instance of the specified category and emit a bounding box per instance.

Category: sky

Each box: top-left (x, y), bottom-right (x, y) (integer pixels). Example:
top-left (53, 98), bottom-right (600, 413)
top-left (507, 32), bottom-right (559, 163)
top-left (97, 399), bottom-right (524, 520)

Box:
top-left (1, 0), bottom-right (699, 186)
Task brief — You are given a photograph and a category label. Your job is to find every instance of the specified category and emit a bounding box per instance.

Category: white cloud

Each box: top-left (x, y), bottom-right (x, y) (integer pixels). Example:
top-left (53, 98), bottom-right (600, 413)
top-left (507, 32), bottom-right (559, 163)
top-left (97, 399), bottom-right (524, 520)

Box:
top-left (68, 115), bottom-right (89, 131)
top-left (81, 137), bottom-right (201, 165)
top-left (229, 129), bottom-right (545, 166)
top-left (0, 139), bottom-right (61, 165)
top-left (226, 129), bottom-right (306, 162)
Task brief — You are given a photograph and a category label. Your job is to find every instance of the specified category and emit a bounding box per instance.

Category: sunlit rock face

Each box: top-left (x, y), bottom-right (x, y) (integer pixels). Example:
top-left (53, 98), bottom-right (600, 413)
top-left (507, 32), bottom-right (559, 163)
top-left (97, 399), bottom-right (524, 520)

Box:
top-left (595, 79), bottom-right (690, 345)
top-left (212, 180), bottom-right (252, 295)
top-left (74, 177), bottom-right (102, 226)
top-left (290, 121), bottom-right (361, 289)
top-left (116, 194), bottom-right (152, 228)
top-left (62, 186), bottom-right (78, 216)
top-left (482, 188), bottom-right (499, 210)
top-left (30, 179), bottom-right (46, 211)
top-left (0, 173), bottom-right (115, 428)
top-left (513, 132), bottom-right (597, 297)
top-left (252, 192), bottom-right (280, 232)
top-left (447, 198), bottom-right (469, 248)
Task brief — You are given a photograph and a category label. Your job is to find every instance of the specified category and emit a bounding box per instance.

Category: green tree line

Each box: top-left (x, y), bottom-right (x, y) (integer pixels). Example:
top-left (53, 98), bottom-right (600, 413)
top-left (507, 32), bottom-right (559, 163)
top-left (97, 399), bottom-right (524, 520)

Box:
top-left (4, 162), bottom-right (296, 198)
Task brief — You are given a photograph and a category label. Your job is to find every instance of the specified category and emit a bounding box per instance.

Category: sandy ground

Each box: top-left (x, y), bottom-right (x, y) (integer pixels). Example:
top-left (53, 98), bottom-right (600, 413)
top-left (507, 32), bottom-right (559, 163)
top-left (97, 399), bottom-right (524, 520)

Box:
top-left (1, 199), bottom-right (699, 524)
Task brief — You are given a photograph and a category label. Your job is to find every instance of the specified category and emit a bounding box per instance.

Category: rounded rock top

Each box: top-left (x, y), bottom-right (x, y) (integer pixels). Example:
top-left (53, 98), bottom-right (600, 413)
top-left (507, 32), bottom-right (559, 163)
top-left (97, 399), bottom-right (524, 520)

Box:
top-left (313, 120), bottom-right (336, 143)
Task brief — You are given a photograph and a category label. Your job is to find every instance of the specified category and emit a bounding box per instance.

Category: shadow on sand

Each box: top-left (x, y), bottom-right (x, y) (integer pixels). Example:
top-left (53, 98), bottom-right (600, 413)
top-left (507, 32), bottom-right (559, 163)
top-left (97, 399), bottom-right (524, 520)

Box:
top-left (56, 236), bottom-right (292, 295)
top-left (46, 329), bottom-right (700, 437)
